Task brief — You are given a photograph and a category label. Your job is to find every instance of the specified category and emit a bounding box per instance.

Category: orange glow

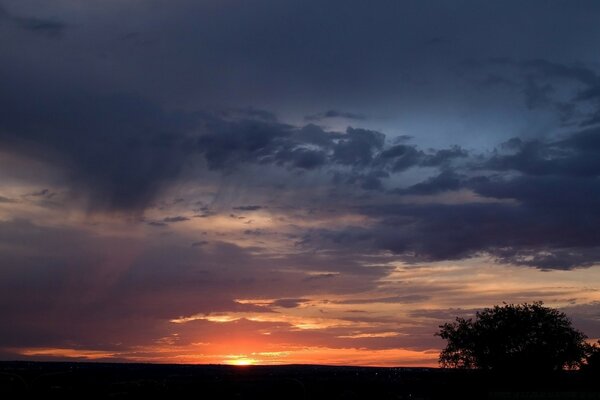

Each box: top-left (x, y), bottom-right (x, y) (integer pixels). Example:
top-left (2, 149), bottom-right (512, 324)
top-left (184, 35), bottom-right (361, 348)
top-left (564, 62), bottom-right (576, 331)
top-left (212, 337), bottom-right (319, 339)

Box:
top-left (8, 344), bottom-right (439, 367)
top-left (14, 347), bottom-right (116, 360)
top-left (225, 356), bottom-right (257, 366)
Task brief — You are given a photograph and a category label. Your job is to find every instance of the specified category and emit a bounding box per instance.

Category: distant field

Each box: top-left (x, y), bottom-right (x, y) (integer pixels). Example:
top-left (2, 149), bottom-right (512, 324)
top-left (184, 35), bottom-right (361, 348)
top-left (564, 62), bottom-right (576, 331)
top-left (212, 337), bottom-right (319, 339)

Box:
top-left (0, 362), bottom-right (598, 399)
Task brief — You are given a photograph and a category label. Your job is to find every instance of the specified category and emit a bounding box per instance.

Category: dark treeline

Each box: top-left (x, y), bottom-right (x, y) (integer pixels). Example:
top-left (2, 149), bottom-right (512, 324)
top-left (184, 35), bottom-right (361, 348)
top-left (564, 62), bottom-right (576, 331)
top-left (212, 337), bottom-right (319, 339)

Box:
top-left (0, 361), bottom-right (599, 400)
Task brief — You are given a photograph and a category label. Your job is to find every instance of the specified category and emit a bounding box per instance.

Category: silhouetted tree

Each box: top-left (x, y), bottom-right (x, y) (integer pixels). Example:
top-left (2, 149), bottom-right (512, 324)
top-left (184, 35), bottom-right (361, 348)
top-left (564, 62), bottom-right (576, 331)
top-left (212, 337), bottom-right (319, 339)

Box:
top-left (584, 341), bottom-right (600, 372)
top-left (436, 302), bottom-right (589, 371)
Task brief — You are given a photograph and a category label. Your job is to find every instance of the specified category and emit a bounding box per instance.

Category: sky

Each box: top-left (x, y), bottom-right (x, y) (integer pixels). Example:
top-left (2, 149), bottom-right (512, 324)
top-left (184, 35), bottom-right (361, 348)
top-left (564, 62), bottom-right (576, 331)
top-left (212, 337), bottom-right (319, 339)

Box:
top-left (1, 0), bottom-right (600, 367)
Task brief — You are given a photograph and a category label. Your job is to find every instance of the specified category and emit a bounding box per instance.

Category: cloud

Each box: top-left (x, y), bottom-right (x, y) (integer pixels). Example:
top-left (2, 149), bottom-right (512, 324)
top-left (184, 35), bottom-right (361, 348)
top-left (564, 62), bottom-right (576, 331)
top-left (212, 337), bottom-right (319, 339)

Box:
top-left (303, 273), bottom-right (337, 282)
top-left (481, 58), bottom-right (600, 127)
top-left (28, 189), bottom-right (53, 197)
top-left (331, 128), bottom-right (385, 166)
top-left (163, 216), bottom-right (190, 223)
top-left (148, 221), bottom-right (168, 227)
top-left (305, 110), bottom-right (366, 121)
top-left (292, 125), bottom-right (600, 269)
top-left (330, 199), bottom-right (600, 269)
top-left (3, 70), bottom-right (599, 269)
top-left (271, 298), bottom-right (310, 308)
top-left (421, 146), bottom-right (468, 167)
top-left (485, 129), bottom-right (600, 177)
top-left (333, 295), bottom-right (430, 305)
top-left (376, 145), bottom-right (424, 172)
top-left (283, 147), bottom-right (328, 170)
top-left (196, 120), bottom-right (386, 172)
top-left (0, 83), bottom-right (196, 211)
top-left (232, 205), bottom-right (263, 211)
top-left (197, 118), bottom-right (293, 170)
top-left (0, 218), bottom-right (391, 353)
top-left (0, 4), bottom-right (67, 37)
top-left (397, 170), bottom-right (463, 195)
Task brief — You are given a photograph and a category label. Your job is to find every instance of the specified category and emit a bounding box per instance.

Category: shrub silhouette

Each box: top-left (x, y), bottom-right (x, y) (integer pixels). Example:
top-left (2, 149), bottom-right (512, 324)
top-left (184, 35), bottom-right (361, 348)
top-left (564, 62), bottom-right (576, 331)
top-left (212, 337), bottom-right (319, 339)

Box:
top-left (584, 341), bottom-right (600, 372)
top-left (436, 302), bottom-right (589, 371)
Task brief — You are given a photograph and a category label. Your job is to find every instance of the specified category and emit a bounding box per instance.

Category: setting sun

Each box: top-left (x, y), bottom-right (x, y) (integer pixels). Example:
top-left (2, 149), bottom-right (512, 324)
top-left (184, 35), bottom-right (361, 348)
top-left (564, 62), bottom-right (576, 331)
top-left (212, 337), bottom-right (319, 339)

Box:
top-left (225, 357), bottom-right (256, 366)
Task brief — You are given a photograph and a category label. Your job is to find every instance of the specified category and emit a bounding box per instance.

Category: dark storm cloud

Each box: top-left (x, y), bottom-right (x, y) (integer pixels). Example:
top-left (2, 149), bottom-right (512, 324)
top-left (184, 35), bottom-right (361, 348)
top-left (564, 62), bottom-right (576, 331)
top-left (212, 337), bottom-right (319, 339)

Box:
top-left (286, 147), bottom-right (328, 169)
top-left (334, 196), bottom-right (598, 269)
top-left (2, 70), bottom-right (600, 270)
top-left (196, 119), bottom-right (388, 172)
top-left (194, 117), bottom-right (446, 176)
top-left (376, 145), bottom-right (424, 172)
top-left (372, 144), bottom-right (467, 173)
top-left (293, 125), bottom-right (600, 269)
top-left (196, 118), bottom-right (292, 170)
top-left (486, 128), bottom-right (600, 177)
top-left (1, 80), bottom-right (388, 211)
top-left (0, 80), bottom-right (195, 211)
top-left (397, 170), bottom-right (463, 195)
top-left (422, 147), bottom-right (469, 167)
top-left (197, 116), bottom-right (600, 270)
top-left (332, 128), bottom-right (385, 166)
top-left (1, 0), bottom-right (600, 268)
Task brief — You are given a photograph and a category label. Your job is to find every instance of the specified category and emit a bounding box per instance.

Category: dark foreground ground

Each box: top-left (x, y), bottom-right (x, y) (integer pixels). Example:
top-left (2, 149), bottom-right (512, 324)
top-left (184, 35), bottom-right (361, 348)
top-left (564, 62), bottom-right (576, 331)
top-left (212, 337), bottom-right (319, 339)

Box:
top-left (0, 361), bottom-right (599, 399)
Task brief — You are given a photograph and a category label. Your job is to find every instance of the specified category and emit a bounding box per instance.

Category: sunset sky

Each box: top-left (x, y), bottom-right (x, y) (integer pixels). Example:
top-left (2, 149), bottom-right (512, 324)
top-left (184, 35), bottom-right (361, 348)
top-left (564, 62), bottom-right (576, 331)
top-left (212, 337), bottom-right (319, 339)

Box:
top-left (1, 0), bottom-right (600, 367)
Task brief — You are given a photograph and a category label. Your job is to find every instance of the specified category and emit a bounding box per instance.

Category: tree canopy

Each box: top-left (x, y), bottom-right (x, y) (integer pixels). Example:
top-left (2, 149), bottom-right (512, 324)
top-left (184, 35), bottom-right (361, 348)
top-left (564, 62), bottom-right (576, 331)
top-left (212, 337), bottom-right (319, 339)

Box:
top-left (436, 302), bottom-right (589, 371)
